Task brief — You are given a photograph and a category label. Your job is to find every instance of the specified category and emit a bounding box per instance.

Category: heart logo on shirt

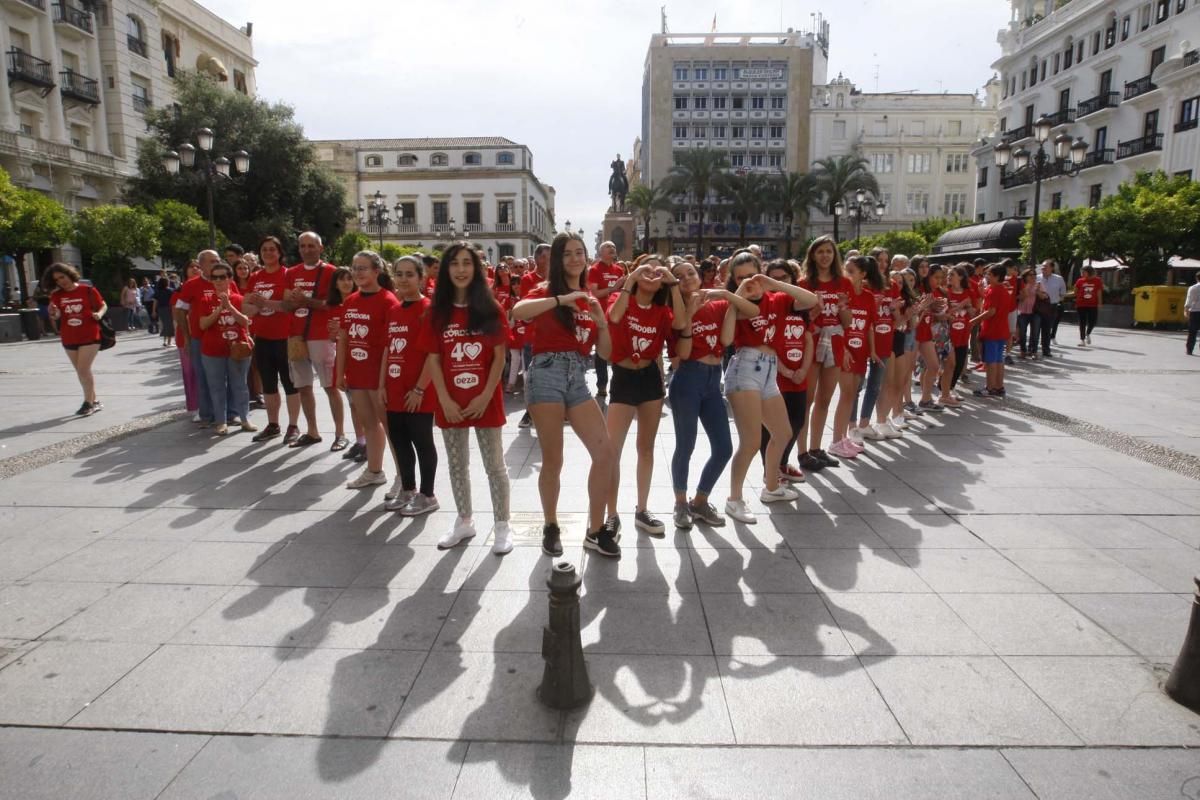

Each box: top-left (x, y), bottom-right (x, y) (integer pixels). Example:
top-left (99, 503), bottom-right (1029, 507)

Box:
top-left (391, 338), bottom-right (407, 354)
top-left (633, 336), bottom-right (651, 352)
top-left (706, 335), bottom-right (717, 350)
top-left (463, 342), bottom-right (483, 360)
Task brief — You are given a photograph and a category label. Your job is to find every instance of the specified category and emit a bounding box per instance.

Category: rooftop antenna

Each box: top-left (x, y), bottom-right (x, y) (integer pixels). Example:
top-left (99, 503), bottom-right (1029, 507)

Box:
top-left (661, 5), bottom-right (668, 34)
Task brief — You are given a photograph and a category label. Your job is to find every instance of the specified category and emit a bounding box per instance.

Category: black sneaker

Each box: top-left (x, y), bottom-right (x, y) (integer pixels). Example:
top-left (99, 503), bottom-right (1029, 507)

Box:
top-left (282, 425), bottom-right (300, 445)
top-left (541, 523), bottom-right (563, 557)
top-left (249, 396), bottom-right (265, 409)
top-left (688, 500), bottom-right (726, 526)
top-left (635, 509), bottom-right (665, 537)
top-left (91, 400), bottom-right (102, 412)
top-left (518, 411), bottom-right (532, 429)
top-left (815, 449), bottom-right (840, 468)
top-left (606, 514), bottom-right (622, 536)
top-left (1004, 355), bottom-right (1015, 365)
top-left (252, 422), bottom-right (281, 443)
top-left (75, 401), bottom-right (93, 416)
top-left (354, 445), bottom-right (367, 463)
top-left (343, 442), bottom-right (364, 461)
top-left (799, 451), bottom-right (825, 473)
top-left (585, 524), bottom-right (621, 558)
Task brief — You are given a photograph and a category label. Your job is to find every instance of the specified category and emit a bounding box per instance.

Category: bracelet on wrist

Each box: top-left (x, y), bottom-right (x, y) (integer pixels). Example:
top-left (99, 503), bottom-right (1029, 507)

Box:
top-left (412, 387), bottom-right (424, 395)
top-left (677, 333), bottom-right (692, 339)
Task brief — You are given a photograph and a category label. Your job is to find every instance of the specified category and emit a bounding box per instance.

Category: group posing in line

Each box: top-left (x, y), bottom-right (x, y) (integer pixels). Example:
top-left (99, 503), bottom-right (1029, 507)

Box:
top-left (42, 231), bottom-right (1104, 560)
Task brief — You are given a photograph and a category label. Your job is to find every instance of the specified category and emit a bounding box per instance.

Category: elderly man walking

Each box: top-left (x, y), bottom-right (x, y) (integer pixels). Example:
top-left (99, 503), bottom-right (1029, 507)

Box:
top-left (1036, 259), bottom-right (1067, 357)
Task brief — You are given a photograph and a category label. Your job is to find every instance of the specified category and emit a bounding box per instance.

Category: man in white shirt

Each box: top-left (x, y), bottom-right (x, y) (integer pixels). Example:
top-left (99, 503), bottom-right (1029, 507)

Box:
top-left (1185, 272), bottom-right (1200, 356)
top-left (1036, 259), bottom-right (1067, 357)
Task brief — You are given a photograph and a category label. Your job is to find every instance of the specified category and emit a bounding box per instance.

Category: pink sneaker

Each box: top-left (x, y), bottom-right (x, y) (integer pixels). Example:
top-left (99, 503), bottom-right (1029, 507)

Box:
top-left (847, 438), bottom-right (866, 454)
top-left (827, 439), bottom-right (860, 459)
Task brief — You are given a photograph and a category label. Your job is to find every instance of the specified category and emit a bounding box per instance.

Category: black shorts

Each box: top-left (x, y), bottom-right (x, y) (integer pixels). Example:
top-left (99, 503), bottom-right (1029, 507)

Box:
top-left (609, 361), bottom-right (665, 406)
top-left (253, 337), bottom-right (297, 396)
top-left (891, 332), bottom-right (906, 359)
top-left (63, 340), bottom-right (101, 351)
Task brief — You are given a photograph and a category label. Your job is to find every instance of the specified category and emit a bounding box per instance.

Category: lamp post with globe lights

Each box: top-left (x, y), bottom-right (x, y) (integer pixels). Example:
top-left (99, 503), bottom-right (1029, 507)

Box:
top-left (993, 115), bottom-right (1088, 267)
top-left (834, 188), bottom-right (887, 245)
top-left (161, 127), bottom-right (250, 248)
top-left (358, 189), bottom-right (399, 251)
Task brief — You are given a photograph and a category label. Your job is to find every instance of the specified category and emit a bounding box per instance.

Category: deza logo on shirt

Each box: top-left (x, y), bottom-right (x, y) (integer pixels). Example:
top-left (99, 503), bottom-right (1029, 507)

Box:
top-left (350, 348), bottom-right (369, 361)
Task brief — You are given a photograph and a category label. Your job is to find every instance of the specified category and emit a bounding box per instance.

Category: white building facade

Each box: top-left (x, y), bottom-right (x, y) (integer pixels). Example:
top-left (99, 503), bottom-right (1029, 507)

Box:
top-left (312, 137), bottom-right (556, 259)
top-left (975, 0), bottom-right (1200, 222)
top-left (809, 74), bottom-right (998, 239)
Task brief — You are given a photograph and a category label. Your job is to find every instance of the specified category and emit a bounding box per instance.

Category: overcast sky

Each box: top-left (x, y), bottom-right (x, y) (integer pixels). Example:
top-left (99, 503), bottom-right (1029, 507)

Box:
top-left (201, 0), bottom-right (1009, 244)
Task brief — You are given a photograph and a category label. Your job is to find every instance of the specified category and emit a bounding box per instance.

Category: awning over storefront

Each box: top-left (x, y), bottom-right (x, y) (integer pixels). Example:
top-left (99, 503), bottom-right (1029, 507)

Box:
top-left (930, 218), bottom-right (1027, 263)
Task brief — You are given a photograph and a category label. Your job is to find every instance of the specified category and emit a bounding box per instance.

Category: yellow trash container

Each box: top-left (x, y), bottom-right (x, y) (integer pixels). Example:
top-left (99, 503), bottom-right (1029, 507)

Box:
top-left (1133, 285), bottom-right (1188, 326)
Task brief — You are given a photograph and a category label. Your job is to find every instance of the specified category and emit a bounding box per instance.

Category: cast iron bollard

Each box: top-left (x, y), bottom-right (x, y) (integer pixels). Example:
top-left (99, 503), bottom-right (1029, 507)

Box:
top-left (537, 561), bottom-right (593, 710)
top-left (1166, 575), bottom-right (1200, 713)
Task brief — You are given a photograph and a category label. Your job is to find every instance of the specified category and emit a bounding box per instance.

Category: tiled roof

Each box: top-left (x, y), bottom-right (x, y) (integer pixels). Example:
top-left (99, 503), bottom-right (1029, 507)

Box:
top-left (314, 137), bottom-right (521, 150)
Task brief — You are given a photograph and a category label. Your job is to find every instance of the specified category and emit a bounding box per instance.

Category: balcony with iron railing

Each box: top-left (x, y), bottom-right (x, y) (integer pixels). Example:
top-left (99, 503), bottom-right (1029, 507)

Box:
top-left (15, 0), bottom-right (46, 8)
top-left (127, 35), bottom-right (147, 57)
top-left (1043, 108), bottom-right (1076, 127)
top-left (6, 48), bottom-right (54, 89)
top-left (1080, 148), bottom-right (1114, 170)
top-left (1123, 75), bottom-right (1157, 100)
top-left (1176, 117), bottom-right (1199, 133)
top-left (1002, 123), bottom-right (1032, 143)
top-left (132, 94), bottom-right (151, 113)
top-left (1185, 49), bottom-right (1199, 68)
top-left (52, 2), bottom-right (93, 33)
top-left (1116, 133), bottom-right (1164, 159)
top-left (59, 69), bottom-right (99, 104)
top-left (1077, 91), bottom-right (1119, 118)
top-left (496, 223), bottom-right (516, 233)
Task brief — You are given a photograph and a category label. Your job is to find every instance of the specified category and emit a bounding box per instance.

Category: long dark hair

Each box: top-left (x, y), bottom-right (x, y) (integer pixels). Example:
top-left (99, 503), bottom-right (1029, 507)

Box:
top-left (897, 267), bottom-right (920, 309)
top-left (432, 242), bottom-right (500, 334)
top-left (920, 263), bottom-right (944, 294)
top-left (548, 232), bottom-right (588, 332)
top-left (326, 267), bottom-right (354, 307)
top-left (948, 264), bottom-right (970, 291)
top-left (42, 262), bottom-right (81, 291)
top-left (802, 235), bottom-right (844, 286)
top-left (856, 254), bottom-right (885, 292)
top-left (631, 255), bottom-right (672, 306)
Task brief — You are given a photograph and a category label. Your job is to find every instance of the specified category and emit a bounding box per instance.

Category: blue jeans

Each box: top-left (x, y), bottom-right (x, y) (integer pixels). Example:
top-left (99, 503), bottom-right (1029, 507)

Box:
top-left (190, 338), bottom-right (213, 422)
top-left (669, 360), bottom-right (733, 496)
top-left (851, 359), bottom-right (886, 422)
top-left (200, 355), bottom-right (250, 424)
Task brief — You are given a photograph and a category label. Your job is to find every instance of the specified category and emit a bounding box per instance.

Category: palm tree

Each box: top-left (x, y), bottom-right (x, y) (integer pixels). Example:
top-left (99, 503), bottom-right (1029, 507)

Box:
top-left (771, 171), bottom-right (821, 258)
top-left (812, 154), bottom-right (880, 243)
top-left (666, 149), bottom-right (729, 258)
top-left (716, 171), bottom-right (771, 247)
top-left (625, 182), bottom-right (674, 253)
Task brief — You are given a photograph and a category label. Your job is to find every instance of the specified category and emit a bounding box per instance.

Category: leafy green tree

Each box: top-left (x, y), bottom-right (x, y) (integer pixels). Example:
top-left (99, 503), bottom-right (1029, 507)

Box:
top-left (771, 171), bottom-right (820, 258)
top-left (74, 205), bottom-right (161, 294)
top-left (666, 149), bottom-right (729, 258)
top-left (625, 182), bottom-right (674, 252)
top-left (126, 70), bottom-right (351, 254)
top-left (851, 230), bottom-right (928, 259)
top-left (812, 154), bottom-right (879, 243)
top-left (0, 167), bottom-right (74, 298)
top-left (1020, 207), bottom-right (1085, 277)
top-left (329, 231), bottom-right (372, 266)
top-left (1070, 171), bottom-right (1200, 286)
top-left (150, 199), bottom-right (214, 269)
top-left (716, 171), bottom-right (771, 247)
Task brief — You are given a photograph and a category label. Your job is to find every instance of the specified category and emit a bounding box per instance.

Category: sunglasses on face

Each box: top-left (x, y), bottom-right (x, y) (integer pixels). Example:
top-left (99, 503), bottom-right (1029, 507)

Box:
top-left (211, 274), bottom-right (230, 281)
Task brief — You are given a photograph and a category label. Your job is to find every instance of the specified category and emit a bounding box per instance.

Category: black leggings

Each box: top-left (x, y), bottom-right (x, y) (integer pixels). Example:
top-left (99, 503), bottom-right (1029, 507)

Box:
top-left (950, 345), bottom-right (969, 389)
top-left (386, 411), bottom-right (437, 496)
top-left (1078, 307), bottom-right (1098, 339)
top-left (760, 390), bottom-right (807, 468)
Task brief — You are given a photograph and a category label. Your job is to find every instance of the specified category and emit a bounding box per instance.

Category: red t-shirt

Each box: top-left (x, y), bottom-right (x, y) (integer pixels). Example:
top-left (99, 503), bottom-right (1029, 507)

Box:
top-left (418, 306), bottom-right (508, 428)
top-left (384, 298), bottom-right (435, 413)
top-left (246, 267), bottom-right (290, 340)
top-left (176, 276), bottom-right (240, 340)
top-left (198, 293), bottom-right (250, 357)
top-left (733, 291), bottom-right (792, 349)
top-left (1075, 277), bottom-right (1103, 308)
top-left (586, 261), bottom-right (624, 296)
top-left (285, 263), bottom-right (336, 340)
top-left (916, 290), bottom-right (944, 343)
top-left (422, 276), bottom-right (437, 299)
top-left (608, 298), bottom-right (673, 364)
top-left (1005, 274), bottom-right (1020, 302)
top-left (844, 286), bottom-right (877, 374)
top-left (519, 271), bottom-right (545, 297)
top-left (678, 299), bottom-right (729, 361)
top-left (50, 285), bottom-right (104, 346)
top-left (871, 286), bottom-right (898, 356)
top-left (523, 285), bottom-right (597, 356)
top-left (493, 278), bottom-right (515, 311)
top-left (946, 288), bottom-right (973, 347)
top-left (773, 309), bottom-right (810, 392)
top-left (981, 284), bottom-right (1012, 340)
top-left (340, 289), bottom-right (401, 390)
top-left (798, 276), bottom-right (852, 330)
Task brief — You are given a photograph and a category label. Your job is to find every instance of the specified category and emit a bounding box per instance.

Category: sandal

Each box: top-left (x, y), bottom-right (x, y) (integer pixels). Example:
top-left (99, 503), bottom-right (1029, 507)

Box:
top-left (288, 433), bottom-right (323, 448)
top-left (330, 436), bottom-right (350, 452)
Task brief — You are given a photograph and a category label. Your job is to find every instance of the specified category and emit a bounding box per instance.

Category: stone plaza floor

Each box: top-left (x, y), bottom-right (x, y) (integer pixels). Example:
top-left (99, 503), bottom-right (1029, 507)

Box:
top-left (0, 326), bottom-right (1198, 799)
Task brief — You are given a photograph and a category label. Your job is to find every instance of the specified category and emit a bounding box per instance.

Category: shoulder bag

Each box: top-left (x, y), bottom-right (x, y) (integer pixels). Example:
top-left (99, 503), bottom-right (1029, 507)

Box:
top-left (91, 290), bottom-right (117, 351)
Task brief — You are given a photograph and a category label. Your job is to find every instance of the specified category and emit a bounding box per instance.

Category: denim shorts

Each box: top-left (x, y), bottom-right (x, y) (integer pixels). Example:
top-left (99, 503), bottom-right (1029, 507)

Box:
top-left (526, 351), bottom-right (592, 408)
top-left (982, 338), bottom-right (1006, 364)
top-left (904, 328), bottom-right (917, 353)
top-left (723, 348), bottom-right (781, 399)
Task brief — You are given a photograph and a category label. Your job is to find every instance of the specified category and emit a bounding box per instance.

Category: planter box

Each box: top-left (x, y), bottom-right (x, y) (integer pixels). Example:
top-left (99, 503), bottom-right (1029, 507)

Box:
top-left (0, 313), bottom-right (23, 342)
top-left (1098, 304), bottom-right (1134, 328)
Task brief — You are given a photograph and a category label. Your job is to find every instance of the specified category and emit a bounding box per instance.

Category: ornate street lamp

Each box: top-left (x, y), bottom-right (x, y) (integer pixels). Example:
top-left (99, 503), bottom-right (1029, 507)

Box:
top-left (162, 127), bottom-right (250, 248)
top-left (358, 189), bottom-right (390, 250)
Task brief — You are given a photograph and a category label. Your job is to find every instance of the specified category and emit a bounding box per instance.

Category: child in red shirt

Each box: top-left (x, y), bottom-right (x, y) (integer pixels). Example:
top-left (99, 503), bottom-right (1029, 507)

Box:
top-left (762, 259), bottom-right (814, 483)
top-left (1074, 265), bottom-right (1103, 346)
top-left (45, 263), bottom-right (108, 416)
top-left (971, 264), bottom-right (1012, 397)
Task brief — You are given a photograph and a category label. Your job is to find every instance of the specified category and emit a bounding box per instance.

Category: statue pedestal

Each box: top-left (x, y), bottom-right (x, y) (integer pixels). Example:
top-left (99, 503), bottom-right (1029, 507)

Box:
top-left (602, 212), bottom-right (636, 261)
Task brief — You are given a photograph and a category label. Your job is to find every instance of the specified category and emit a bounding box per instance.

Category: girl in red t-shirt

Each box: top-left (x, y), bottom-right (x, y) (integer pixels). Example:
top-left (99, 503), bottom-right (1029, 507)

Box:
top-left (45, 263), bottom-right (107, 416)
top-left (603, 255), bottom-right (686, 537)
top-left (379, 255), bottom-right (439, 515)
top-left (337, 251), bottom-right (401, 491)
top-left (944, 264), bottom-right (977, 399)
top-left (915, 265), bottom-right (955, 411)
top-left (422, 244), bottom-right (513, 555)
top-left (854, 254), bottom-right (897, 442)
top-left (881, 267), bottom-right (924, 432)
top-left (761, 259), bottom-right (813, 484)
top-left (1074, 266), bottom-right (1103, 345)
top-left (796, 236), bottom-right (851, 472)
top-left (828, 256), bottom-right (879, 459)
top-left (512, 233), bottom-right (616, 558)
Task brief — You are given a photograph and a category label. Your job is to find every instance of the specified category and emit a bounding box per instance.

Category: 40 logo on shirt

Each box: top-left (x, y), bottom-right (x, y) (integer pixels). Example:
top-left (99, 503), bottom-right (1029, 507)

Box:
top-left (390, 338), bottom-right (407, 355)
top-left (63, 302), bottom-right (83, 315)
top-left (350, 347), bottom-right (369, 361)
top-left (783, 323), bottom-right (805, 341)
top-left (632, 336), bottom-right (652, 353)
top-left (574, 327), bottom-right (590, 345)
top-left (348, 323), bottom-right (370, 339)
top-left (451, 341), bottom-right (483, 361)
top-left (849, 317), bottom-right (867, 332)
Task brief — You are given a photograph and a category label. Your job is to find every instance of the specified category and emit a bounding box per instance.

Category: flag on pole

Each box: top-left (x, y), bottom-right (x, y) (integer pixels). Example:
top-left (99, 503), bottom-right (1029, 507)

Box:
top-left (711, 13), bottom-right (717, 32)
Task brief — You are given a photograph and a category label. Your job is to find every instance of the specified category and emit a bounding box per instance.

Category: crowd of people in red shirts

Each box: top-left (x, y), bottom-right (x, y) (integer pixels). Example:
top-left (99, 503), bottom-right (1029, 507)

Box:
top-left (40, 230), bottom-right (1103, 560)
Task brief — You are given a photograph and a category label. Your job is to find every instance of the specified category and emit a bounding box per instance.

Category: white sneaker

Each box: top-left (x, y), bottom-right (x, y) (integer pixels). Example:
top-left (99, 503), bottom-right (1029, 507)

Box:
top-left (848, 426), bottom-right (866, 445)
top-left (861, 424), bottom-right (885, 441)
top-left (384, 477), bottom-right (406, 501)
top-left (347, 469), bottom-right (387, 489)
top-left (724, 499), bottom-right (757, 524)
top-left (1086, 335), bottom-right (1092, 345)
top-left (880, 421), bottom-right (903, 439)
top-left (438, 515), bottom-right (476, 549)
top-left (491, 521), bottom-right (514, 555)
top-left (192, 412), bottom-right (202, 423)
top-left (891, 415), bottom-right (908, 429)
top-left (759, 485), bottom-right (799, 503)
